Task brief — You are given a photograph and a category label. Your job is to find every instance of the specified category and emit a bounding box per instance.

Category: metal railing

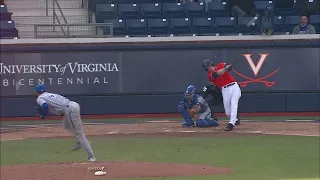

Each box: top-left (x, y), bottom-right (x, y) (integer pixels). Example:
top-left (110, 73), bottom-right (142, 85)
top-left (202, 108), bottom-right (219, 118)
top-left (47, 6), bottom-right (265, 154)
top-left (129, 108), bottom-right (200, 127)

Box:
top-left (34, 23), bottom-right (114, 38)
top-left (52, 0), bottom-right (68, 34)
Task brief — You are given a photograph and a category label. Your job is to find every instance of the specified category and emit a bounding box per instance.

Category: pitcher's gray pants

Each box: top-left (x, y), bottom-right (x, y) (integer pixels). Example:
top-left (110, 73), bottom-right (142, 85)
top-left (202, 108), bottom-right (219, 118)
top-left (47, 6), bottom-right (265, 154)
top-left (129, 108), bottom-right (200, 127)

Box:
top-left (63, 101), bottom-right (95, 158)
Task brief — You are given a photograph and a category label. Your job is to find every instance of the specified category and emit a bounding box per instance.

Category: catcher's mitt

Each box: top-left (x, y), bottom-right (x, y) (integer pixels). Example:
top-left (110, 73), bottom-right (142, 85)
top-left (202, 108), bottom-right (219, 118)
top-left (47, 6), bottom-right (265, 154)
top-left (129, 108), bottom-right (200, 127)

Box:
top-left (188, 105), bottom-right (201, 119)
top-left (34, 104), bottom-right (42, 117)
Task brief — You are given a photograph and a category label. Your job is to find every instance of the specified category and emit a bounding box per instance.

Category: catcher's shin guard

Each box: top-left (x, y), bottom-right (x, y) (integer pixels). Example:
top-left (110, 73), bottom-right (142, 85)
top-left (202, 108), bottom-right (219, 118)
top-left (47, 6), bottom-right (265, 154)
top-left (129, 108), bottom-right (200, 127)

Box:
top-left (196, 119), bottom-right (219, 128)
top-left (178, 102), bottom-right (194, 126)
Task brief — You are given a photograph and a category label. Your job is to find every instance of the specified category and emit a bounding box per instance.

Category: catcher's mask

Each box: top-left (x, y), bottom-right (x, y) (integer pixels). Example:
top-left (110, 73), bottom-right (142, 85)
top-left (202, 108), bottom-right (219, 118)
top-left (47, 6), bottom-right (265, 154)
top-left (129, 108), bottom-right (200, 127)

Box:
top-left (185, 85), bottom-right (196, 100)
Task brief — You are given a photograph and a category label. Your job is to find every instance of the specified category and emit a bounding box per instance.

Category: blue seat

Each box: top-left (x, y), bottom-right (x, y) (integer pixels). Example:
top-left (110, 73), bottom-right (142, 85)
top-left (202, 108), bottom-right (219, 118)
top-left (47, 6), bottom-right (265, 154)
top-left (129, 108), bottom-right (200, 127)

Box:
top-left (208, 1), bottom-right (227, 16)
top-left (273, 15), bottom-right (285, 32)
top-left (0, 20), bottom-right (16, 31)
top-left (285, 15), bottom-right (300, 32)
top-left (126, 18), bottom-right (147, 35)
top-left (192, 17), bottom-right (214, 34)
top-left (139, 3), bottom-right (162, 18)
top-left (95, 4), bottom-right (118, 21)
top-left (147, 18), bottom-right (169, 35)
top-left (237, 16), bottom-right (260, 34)
top-left (285, 15), bottom-right (300, 25)
top-left (0, 4), bottom-right (8, 14)
top-left (254, 1), bottom-right (273, 10)
top-left (162, 3), bottom-right (184, 18)
top-left (169, 17), bottom-right (191, 35)
top-left (185, 2), bottom-right (207, 17)
top-left (104, 19), bottom-right (126, 36)
top-left (309, 15), bottom-right (320, 33)
top-left (0, 30), bottom-right (19, 39)
top-left (118, 3), bottom-right (140, 18)
top-left (214, 17), bottom-right (237, 34)
top-left (310, 15), bottom-right (320, 24)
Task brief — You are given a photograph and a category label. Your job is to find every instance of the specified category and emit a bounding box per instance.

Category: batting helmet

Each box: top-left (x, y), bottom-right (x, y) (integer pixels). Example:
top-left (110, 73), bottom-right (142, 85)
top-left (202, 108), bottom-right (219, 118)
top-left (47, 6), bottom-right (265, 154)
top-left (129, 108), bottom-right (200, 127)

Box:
top-left (202, 59), bottom-right (213, 71)
top-left (35, 84), bottom-right (46, 94)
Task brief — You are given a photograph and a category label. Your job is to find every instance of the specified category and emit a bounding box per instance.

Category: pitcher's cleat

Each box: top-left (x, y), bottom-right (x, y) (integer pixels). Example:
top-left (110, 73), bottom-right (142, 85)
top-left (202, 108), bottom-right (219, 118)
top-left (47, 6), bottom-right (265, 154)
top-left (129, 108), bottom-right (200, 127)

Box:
top-left (88, 156), bottom-right (96, 162)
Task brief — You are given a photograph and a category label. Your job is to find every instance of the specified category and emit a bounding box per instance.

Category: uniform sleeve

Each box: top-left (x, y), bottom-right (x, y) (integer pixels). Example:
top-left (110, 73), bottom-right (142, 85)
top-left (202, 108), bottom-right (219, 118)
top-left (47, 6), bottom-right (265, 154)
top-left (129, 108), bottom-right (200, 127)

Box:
top-left (209, 70), bottom-right (219, 79)
top-left (196, 96), bottom-right (206, 105)
top-left (36, 97), bottom-right (46, 106)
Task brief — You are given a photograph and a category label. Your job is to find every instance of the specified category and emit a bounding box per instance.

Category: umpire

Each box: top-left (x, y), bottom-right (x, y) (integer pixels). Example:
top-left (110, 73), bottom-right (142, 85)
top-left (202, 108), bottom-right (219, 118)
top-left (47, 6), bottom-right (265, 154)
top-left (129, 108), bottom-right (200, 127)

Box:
top-left (201, 81), bottom-right (240, 125)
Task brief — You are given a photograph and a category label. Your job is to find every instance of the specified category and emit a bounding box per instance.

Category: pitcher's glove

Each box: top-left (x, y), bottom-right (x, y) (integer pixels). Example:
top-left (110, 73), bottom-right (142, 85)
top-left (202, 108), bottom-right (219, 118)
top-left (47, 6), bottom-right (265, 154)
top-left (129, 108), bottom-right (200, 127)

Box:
top-left (34, 105), bottom-right (42, 117)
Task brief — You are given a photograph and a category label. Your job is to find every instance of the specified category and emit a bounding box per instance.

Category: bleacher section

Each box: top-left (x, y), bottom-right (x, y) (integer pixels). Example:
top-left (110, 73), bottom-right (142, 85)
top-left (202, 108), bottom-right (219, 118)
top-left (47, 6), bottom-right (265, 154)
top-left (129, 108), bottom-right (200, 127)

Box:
top-left (0, 3), bottom-right (18, 39)
top-left (89, 0), bottom-right (320, 37)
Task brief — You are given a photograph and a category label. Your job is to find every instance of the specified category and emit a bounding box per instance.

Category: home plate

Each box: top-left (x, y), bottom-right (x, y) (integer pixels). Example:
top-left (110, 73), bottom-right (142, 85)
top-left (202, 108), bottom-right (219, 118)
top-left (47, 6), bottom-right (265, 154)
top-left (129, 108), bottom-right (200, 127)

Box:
top-left (179, 130), bottom-right (197, 133)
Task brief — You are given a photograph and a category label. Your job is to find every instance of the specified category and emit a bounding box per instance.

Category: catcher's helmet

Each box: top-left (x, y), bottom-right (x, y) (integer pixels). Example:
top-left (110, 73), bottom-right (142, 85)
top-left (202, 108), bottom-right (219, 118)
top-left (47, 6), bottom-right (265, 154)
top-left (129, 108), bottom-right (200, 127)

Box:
top-left (35, 84), bottom-right (46, 94)
top-left (184, 85), bottom-right (196, 99)
top-left (202, 59), bottom-right (213, 71)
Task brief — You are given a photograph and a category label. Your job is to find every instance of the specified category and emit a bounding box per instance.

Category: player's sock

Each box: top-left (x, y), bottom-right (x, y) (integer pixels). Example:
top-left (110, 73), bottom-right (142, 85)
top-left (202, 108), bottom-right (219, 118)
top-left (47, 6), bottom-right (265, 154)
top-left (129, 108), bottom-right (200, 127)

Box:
top-left (78, 134), bottom-right (95, 157)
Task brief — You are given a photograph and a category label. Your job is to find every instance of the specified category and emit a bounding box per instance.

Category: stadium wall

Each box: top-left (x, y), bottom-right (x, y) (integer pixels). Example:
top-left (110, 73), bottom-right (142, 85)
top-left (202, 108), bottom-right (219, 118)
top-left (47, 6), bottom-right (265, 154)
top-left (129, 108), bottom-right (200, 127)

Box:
top-left (0, 35), bottom-right (319, 117)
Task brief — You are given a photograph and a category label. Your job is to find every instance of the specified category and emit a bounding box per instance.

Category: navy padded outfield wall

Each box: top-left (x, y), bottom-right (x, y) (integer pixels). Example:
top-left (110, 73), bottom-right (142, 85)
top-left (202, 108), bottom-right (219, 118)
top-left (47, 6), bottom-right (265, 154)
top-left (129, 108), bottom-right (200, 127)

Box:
top-left (0, 37), bottom-right (319, 117)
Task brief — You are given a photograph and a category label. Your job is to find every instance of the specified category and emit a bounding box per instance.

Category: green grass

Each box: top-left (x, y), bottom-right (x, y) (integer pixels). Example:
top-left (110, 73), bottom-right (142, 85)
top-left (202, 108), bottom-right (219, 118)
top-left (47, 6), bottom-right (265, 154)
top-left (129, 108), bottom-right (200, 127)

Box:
top-left (1, 116), bottom-right (319, 125)
top-left (1, 136), bottom-right (319, 180)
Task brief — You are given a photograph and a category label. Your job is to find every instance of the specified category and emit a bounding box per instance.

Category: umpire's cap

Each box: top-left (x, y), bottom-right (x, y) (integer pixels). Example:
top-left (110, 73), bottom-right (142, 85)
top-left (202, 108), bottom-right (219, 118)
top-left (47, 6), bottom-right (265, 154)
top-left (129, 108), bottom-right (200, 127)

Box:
top-left (202, 59), bottom-right (214, 71)
top-left (35, 84), bottom-right (46, 94)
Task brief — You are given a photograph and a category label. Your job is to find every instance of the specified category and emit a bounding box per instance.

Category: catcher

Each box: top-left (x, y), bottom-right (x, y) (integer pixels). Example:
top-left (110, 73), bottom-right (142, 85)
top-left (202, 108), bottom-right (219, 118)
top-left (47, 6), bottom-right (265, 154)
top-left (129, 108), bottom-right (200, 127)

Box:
top-left (178, 85), bottom-right (219, 128)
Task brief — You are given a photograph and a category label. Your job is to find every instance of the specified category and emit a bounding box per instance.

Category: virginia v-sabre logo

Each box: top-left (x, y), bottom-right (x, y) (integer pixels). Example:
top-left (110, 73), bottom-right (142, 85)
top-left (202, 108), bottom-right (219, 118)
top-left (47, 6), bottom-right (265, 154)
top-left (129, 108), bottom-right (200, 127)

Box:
top-left (233, 53), bottom-right (280, 87)
top-left (0, 62), bottom-right (120, 87)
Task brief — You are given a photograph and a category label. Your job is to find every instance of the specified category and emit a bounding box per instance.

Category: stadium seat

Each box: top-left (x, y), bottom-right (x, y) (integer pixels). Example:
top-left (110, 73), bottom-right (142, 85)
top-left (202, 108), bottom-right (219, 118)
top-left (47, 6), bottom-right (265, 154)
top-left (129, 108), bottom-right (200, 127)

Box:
top-left (273, 15), bottom-right (285, 32)
top-left (118, 4), bottom-right (140, 19)
top-left (169, 18), bottom-right (191, 35)
top-left (147, 18), bottom-right (169, 35)
top-left (207, 1), bottom-right (228, 16)
top-left (0, 4), bottom-right (8, 14)
top-left (95, 4), bottom-right (118, 21)
top-left (126, 18), bottom-right (147, 35)
top-left (254, 1), bottom-right (273, 10)
top-left (237, 16), bottom-right (260, 34)
top-left (0, 20), bottom-right (16, 31)
top-left (214, 17), bottom-right (237, 34)
top-left (103, 19), bottom-right (126, 36)
top-left (0, 4), bottom-right (12, 21)
top-left (309, 15), bottom-right (320, 33)
top-left (285, 15), bottom-right (300, 32)
top-left (309, 15), bottom-right (320, 24)
top-left (192, 17), bottom-right (214, 34)
top-left (162, 3), bottom-right (184, 18)
top-left (0, 30), bottom-right (18, 39)
top-left (0, 20), bottom-right (18, 39)
top-left (139, 3), bottom-right (162, 18)
top-left (185, 2), bottom-right (207, 17)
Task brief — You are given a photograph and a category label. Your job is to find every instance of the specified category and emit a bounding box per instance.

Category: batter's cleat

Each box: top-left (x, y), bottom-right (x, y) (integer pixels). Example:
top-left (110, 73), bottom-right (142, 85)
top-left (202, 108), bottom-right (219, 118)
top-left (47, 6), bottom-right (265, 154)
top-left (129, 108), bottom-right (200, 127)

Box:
top-left (235, 119), bottom-right (240, 125)
top-left (88, 156), bottom-right (96, 162)
top-left (182, 122), bottom-right (195, 128)
top-left (224, 123), bottom-right (234, 131)
top-left (72, 142), bottom-right (81, 151)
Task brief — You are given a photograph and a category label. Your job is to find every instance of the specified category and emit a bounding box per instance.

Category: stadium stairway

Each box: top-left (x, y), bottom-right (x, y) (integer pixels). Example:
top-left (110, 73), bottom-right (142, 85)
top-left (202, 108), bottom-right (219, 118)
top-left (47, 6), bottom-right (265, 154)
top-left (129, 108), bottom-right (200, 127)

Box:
top-left (5, 0), bottom-right (92, 38)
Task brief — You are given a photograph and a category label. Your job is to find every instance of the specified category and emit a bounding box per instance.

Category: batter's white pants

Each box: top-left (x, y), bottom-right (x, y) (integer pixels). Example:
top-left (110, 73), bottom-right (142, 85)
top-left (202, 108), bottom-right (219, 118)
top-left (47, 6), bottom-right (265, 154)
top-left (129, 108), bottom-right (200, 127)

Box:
top-left (221, 83), bottom-right (241, 125)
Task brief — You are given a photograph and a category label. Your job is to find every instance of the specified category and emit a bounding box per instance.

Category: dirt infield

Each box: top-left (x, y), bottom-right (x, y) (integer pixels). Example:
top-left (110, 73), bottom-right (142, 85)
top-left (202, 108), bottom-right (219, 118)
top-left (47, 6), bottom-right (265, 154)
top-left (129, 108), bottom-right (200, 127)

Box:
top-left (1, 161), bottom-right (232, 180)
top-left (1, 120), bottom-right (319, 180)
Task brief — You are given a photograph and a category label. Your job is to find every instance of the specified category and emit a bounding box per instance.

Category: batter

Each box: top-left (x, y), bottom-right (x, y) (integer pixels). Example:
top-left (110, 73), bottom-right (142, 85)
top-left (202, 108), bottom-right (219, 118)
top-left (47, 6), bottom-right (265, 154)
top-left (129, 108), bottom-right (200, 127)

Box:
top-left (35, 84), bottom-right (96, 161)
top-left (202, 59), bottom-right (242, 131)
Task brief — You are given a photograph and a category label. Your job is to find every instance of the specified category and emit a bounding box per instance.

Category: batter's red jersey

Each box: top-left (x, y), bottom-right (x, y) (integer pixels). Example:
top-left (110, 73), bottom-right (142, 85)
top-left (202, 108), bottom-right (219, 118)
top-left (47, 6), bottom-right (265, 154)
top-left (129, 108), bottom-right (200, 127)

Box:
top-left (208, 62), bottom-right (237, 89)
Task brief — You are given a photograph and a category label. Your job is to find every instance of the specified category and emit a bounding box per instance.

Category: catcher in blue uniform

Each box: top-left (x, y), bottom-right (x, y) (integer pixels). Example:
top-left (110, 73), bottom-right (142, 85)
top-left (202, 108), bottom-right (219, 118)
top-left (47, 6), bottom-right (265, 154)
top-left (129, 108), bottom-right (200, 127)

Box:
top-left (178, 85), bottom-right (219, 128)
